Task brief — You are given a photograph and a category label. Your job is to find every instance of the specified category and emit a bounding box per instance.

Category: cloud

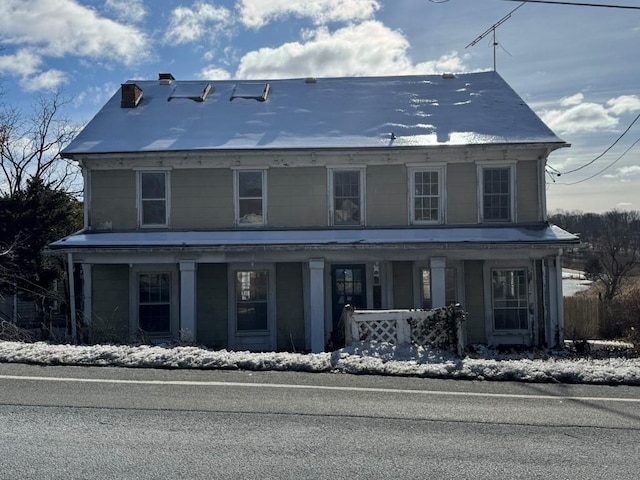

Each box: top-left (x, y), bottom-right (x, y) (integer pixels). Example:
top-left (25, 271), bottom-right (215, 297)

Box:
top-left (238, 0), bottom-right (380, 29)
top-left (165, 2), bottom-right (233, 44)
top-left (199, 66), bottom-right (232, 80)
top-left (559, 93), bottom-right (584, 107)
top-left (606, 95), bottom-right (640, 116)
top-left (0, 49), bottom-right (42, 77)
top-left (604, 165), bottom-right (640, 180)
top-left (104, 0), bottom-right (147, 23)
top-left (235, 21), bottom-right (467, 79)
top-left (21, 69), bottom-right (68, 91)
top-left (0, 0), bottom-right (148, 66)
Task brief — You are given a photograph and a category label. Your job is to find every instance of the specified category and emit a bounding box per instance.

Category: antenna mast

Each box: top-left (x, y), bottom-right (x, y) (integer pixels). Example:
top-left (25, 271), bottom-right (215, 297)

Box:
top-left (466, 2), bottom-right (526, 71)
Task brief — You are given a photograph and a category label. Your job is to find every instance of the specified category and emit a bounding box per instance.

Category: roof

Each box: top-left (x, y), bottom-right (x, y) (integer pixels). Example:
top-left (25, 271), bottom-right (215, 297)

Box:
top-left (62, 71), bottom-right (565, 156)
top-left (50, 225), bottom-right (579, 252)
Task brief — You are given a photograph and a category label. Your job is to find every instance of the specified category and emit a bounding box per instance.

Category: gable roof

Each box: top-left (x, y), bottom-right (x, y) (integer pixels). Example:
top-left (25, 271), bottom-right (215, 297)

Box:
top-left (62, 71), bottom-right (565, 156)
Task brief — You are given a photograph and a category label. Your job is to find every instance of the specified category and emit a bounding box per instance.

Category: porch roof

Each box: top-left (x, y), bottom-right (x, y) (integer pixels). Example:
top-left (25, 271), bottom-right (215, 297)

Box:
top-left (50, 224), bottom-right (579, 252)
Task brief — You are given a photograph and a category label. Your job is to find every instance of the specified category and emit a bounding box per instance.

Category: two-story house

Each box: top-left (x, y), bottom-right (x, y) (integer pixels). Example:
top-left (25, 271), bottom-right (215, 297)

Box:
top-left (51, 71), bottom-right (578, 352)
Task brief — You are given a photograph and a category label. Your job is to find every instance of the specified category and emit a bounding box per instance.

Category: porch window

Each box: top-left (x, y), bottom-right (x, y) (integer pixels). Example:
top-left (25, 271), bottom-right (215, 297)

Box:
top-left (481, 166), bottom-right (514, 223)
top-left (491, 269), bottom-right (528, 330)
top-left (138, 273), bottom-right (171, 333)
top-left (235, 170), bottom-right (266, 225)
top-left (138, 171), bottom-right (168, 227)
top-left (330, 168), bottom-right (365, 226)
top-left (420, 267), bottom-right (458, 309)
top-left (410, 167), bottom-right (443, 224)
top-left (235, 270), bottom-right (269, 331)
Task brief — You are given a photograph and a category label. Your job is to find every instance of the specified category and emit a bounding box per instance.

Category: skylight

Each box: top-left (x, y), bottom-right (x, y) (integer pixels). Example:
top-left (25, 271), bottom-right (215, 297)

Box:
top-left (230, 82), bottom-right (270, 102)
top-left (168, 82), bottom-right (212, 102)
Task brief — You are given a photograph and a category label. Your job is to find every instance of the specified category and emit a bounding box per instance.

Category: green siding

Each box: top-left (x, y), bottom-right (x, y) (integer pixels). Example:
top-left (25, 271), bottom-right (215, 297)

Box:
top-left (463, 260), bottom-right (486, 344)
top-left (91, 170), bottom-right (136, 229)
top-left (276, 263), bottom-right (305, 351)
top-left (517, 160), bottom-right (540, 222)
top-left (447, 163), bottom-right (477, 224)
top-left (367, 165), bottom-right (407, 226)
top-left (196, 264), bottom-right (228, 348)
top-left (172, 169), bottom-right (233, 229)
top-left (269, 167), bottom-right (326, 227)
top-left (91, 264), bottom-right (129, 343)
top-left (393, 261), bottom-right (414, 308)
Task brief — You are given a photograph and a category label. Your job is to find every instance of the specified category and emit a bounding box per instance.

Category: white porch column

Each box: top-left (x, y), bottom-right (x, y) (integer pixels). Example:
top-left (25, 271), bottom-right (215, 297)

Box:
top-left (179, 261), bottom-right (197, 342)
top-left (430, 257), bottom-right (446, 308)
top-left (546, 254), bottom-right (564, 347)
top-left (309, 258), bottom-right (326, 353)
top-left (82, 264), bottom-right (92, 331)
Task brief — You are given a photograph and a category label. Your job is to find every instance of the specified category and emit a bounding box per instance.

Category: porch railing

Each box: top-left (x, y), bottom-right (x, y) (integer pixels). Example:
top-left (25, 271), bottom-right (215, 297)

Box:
top-left (343, 304), bottom-right (466, 356)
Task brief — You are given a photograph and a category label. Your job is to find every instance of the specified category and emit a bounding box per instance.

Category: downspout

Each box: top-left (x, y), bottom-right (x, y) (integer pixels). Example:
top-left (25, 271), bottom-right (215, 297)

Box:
top-left (67, 252), bottom-right (77, 343)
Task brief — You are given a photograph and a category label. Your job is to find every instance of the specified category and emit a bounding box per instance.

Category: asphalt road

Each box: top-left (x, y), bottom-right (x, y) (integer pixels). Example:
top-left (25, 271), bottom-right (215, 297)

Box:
top-left (1, 362), bottom-right (639, 479)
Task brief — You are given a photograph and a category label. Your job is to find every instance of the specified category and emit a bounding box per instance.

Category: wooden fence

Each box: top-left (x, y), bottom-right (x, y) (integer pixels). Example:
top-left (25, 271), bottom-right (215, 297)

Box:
top-left (564, 296), bottom-right (602, 340)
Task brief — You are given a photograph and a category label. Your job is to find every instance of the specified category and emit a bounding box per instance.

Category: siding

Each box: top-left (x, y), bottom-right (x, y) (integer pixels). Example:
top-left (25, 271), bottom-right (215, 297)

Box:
top-left (196, 264), bottom-right (228, 348)
top-left (392, 261), bottom-right (414, 308)
top-left (172, 169), bottom-right (233, 229)
top-left (463, 260), bottom-right (486, 344)
top-left (517, 160), bottom-right (540, 222)
top-left (367, 165), bottom-right (407, 226)
top-left (447, 163), bottom-right (478, 224)
top-left (275, 263), bottom-right (305, 351)
top-left (268, 167), bottom-right (326, 227)
top-left (91, 264), bottom-right (129, 342)
top-left (91, 170), bottom-right (136, 229)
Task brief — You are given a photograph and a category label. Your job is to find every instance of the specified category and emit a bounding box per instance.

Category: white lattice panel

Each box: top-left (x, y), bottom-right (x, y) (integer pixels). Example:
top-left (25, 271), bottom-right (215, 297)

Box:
top-left (357, 319), bottom-right (398, 344)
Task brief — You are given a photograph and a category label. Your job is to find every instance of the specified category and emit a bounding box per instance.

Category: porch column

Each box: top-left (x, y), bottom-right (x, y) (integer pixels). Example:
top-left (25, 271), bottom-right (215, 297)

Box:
top-left (82, 264), bottom-right (92, 330)
top-left (546, 255), bottom-right (563, 348)
top-left (309, 258), bottom-right (325, 353)
top-left (179, 261), bottom-right (197, 342)
top-left (430, 257), bottom-right (446, 308)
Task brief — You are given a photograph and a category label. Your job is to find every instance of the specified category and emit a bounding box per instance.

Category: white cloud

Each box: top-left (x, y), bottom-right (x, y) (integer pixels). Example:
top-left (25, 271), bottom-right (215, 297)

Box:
top-left (0, 0), bottom-right (149, 66)
top-left (606, 95), bottom-right (640, 116)
top-left (239, 0), bottom-right (380, 29)
top-left (73, 82), bottom-right (120, 109)
top-left (559, 93), bottom-right (584, 107)
top-left (235, 21), bottom-right (467, 79)
top-left (165, 2), bottom-right (233, 44)
top-left (0, 49), bottom-right (42, 77)
top-left (21, 69), bottom-right (67, 91)
top-left (604, 165), bottom-right (640, 179)
top-left (104, 0), bottom-right (147, 23)
top-left (199, 66), bottom-right (232, 80)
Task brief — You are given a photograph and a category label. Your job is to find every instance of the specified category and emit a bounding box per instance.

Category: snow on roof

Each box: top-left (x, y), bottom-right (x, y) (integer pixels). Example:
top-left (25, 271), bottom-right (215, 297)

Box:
top-left (50, 225), bottom-right (578, 250)
top-left (62, 72), bottom-right (565, 156)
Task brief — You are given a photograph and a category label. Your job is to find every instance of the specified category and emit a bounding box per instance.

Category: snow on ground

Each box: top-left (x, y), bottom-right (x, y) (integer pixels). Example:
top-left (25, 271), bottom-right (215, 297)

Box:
top-left (1, 340), bottom-right (639, 386)
top-left (563, 268), bottom-right (593, 297)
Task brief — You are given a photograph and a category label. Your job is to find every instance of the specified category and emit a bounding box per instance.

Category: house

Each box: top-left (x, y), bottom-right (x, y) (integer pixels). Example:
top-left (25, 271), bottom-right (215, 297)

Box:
top-left (50, 71), bottom-right (579, 352)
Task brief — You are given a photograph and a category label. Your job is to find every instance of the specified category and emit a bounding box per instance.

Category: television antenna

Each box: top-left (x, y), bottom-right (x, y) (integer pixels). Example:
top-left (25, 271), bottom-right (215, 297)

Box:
top-left (466, 2), bottom-right (526, 71)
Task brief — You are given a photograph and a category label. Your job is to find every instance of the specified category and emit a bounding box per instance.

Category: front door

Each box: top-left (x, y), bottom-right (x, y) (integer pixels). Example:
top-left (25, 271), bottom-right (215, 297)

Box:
top-left (330, 264), bottom-right (367, 348)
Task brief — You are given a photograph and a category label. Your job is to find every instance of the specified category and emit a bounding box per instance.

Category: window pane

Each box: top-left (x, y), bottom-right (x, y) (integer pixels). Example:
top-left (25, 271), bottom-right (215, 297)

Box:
top-left (239, 199), bottom-right (263, 224)
top-left (142, 200), bottom-right (166, 225)
top-left (237, 304), bottom-right (268, 331)
top-left (483, 168), bottom-right (511, 222)
top-left (238, 171), bottom-right (263, 197)
top-left (141, 172), bottom-right (166, 199)
top-left (421, 268), bottom-right (431, 310)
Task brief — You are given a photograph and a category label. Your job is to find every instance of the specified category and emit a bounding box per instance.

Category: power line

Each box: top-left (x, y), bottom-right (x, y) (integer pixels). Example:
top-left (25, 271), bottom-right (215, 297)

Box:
top-left (502, 0), bottom-right (640, 9)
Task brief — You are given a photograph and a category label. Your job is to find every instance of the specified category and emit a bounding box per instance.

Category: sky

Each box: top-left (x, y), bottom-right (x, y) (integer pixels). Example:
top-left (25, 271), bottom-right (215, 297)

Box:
top-left (0, 0), bottom-right (638, 213)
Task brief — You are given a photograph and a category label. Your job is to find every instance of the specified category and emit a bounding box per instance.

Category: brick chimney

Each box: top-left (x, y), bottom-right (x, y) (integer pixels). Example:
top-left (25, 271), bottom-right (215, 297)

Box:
top-left (121, 83), bottom-right (143, 108)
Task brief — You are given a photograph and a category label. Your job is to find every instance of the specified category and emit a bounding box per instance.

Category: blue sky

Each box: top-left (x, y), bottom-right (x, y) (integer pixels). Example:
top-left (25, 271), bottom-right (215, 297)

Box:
top-left (0, 0), bottom-right (638, 213)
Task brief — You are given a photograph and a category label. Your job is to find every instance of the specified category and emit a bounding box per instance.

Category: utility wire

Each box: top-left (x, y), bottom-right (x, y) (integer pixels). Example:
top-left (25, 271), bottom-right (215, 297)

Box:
top-left (502, 0), bottom-right (640, 9)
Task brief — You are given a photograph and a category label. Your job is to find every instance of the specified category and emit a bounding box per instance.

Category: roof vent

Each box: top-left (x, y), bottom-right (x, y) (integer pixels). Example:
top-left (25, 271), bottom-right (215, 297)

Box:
top-left (442, 73), bottom-right (456, 79)
top-left (121, 83), bottom-right (143, 108)
top-left (159, 73), bottom-right (175, 85)
top-left (305, 77), bottom-right (317, 84)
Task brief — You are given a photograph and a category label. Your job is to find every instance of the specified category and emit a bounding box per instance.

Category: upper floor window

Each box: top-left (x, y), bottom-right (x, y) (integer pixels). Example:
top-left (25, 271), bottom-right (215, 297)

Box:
top-left (479, 165), bottom-right (515, 223)
top-left (409, 166), bottom-right (444, 224)
top-left (235, 169), bottom-right (266, 226)
top-left (138, 171), bottom-right (169, 227)
top-left (329, 167), bottom-right (365, 226)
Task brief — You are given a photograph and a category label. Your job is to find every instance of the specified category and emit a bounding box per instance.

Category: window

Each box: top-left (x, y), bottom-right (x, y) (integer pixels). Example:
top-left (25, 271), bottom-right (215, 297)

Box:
top-left (138, 171), bottom-right (168, 227)
top-left (420, 267), bottom-right (458, 309)
top-left (409, 167), bottom-right (444, 224)
top-left (235, 270), bottom-right (269, 332)
top-left (480, 166), bottom-right (514, 223)
top-left (491, 269), bottom-right (528, 330)
top-left (329, 168), bottom-right (365, 226)
top-left (138, 272), bottom-right (171, 333)
top-left (235, 170), bottom-right (266, 225)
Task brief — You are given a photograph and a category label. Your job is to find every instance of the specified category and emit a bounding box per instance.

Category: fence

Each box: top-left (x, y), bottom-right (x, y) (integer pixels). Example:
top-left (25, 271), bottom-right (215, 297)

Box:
top-left (343, 305), bottom-right (466, 356)
top-left (564, 296), bottom-right (601, 340)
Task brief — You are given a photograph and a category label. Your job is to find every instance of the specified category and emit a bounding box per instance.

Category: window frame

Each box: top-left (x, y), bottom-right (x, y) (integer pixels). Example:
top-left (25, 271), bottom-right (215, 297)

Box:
top-left (233, 168), bottom-right (267, 227)
top-left (408, 165), bottom-right (445, 225)
top-left (490, 267), bottom-right (530, 332)
top-left (477, 162), bottom-right (516, 224)
top-left (137, 170), bottom-right (170, 228)
top-left (327, 166), bottom-right (366, 227)
top-left (129, 264), bottom-right (179, 339)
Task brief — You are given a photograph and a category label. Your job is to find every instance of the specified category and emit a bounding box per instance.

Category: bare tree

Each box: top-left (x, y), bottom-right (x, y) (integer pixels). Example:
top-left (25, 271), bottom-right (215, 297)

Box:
top-left (0, 91), bottom-right (80, 196)
top-left (584, 210), bottom-right (640, 301)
